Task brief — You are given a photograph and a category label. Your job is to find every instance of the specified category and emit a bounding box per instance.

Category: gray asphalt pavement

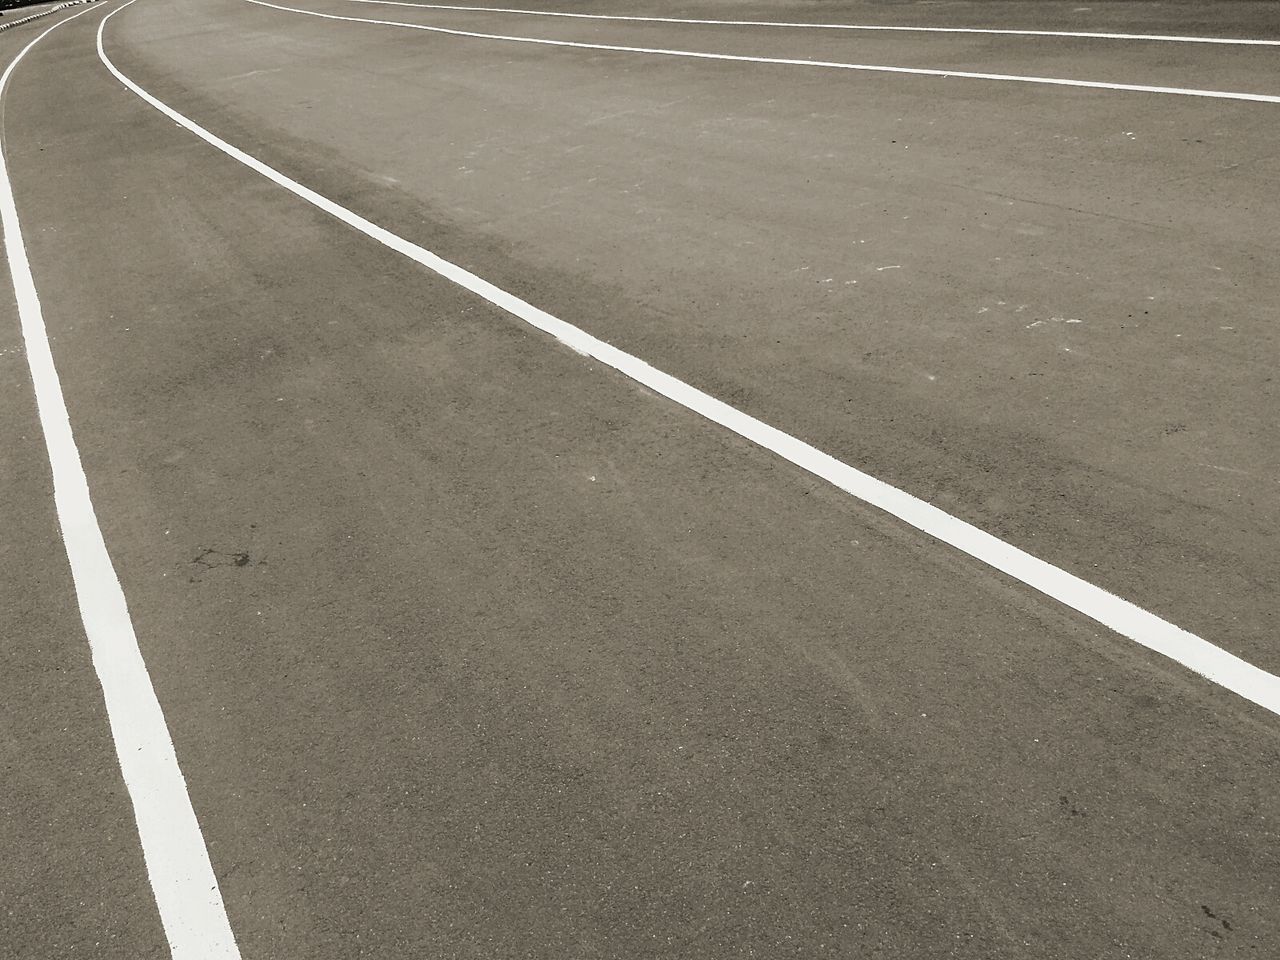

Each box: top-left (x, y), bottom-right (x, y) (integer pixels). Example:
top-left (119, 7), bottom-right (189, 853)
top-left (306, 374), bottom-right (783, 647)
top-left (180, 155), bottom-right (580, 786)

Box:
top-left (4, 1), bottom-right (1279, 958)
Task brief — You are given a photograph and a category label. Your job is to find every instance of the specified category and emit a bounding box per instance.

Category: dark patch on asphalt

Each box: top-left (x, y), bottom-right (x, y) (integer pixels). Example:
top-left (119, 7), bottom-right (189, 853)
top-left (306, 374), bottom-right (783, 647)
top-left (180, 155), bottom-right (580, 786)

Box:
top-left (188, 546), bottom-right (258, 581)
top-left (1201, 904), bottom-right (1234, 939)
top-left (1058, 795), bottom-right (1087, 819)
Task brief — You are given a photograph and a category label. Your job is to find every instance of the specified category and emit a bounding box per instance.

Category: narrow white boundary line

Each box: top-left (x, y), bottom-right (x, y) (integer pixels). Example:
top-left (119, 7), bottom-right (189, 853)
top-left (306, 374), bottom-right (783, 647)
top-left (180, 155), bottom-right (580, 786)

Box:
top-left (343, 0), bottom-right (1280, 48)
top-left (100, 4), bottom-right (1280, 717)
top-left (244, 0), bottom-right (1280, 104)
top-left (2, 8), bottom-right (241, 959)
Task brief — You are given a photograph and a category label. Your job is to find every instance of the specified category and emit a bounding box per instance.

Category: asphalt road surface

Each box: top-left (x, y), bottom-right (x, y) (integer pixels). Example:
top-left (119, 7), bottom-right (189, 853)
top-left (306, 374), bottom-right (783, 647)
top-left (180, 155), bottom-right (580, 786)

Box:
top-left (3, 1), bottom-right (1278, 957)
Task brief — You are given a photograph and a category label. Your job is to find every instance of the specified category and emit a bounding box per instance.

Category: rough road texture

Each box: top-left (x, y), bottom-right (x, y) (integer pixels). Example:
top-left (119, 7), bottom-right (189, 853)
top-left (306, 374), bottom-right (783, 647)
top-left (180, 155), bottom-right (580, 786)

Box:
top-left (4, 1), bottom-right (1278, 957)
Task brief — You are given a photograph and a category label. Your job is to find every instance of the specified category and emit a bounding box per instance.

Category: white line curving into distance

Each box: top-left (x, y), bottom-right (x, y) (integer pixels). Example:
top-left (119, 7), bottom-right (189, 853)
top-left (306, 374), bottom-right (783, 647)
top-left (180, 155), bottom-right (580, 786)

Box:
top-left (243, 0), bottom-right (1280, 104)
top-left (1, 8), bottom-right (241, 959)
top-left (342, 0), bottom-right (1280, 47)
top-left (98, 1), bottom-right (1280, 717)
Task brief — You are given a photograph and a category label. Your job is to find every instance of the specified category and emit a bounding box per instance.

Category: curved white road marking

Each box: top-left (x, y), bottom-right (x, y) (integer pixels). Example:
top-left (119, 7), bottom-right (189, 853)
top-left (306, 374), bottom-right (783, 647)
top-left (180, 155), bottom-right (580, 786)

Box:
top-left (243, 0), bottom-right (1280, 104)
top-left (343, 0), bottom-right (1280, 47)
top-left (2, 8), bottom-right (241, 959)
top-left (0, 0), bottom-right (103, 35)
top-left (98, 4), bottom-right (1280, 719)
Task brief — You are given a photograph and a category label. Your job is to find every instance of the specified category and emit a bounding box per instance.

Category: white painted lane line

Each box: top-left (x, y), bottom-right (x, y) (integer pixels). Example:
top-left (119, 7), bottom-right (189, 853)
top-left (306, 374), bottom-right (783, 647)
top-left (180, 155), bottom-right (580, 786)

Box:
top-left (99, 5), bottom-right (1280, 718)
top-left (243, 0), bottom-right (1280, 105)
top-left (3, 9), bottom-right (241, 959)
top-left (0, 0), bottom-right (104, 36)
top-left (343, 0), bottom-right (1280, 47)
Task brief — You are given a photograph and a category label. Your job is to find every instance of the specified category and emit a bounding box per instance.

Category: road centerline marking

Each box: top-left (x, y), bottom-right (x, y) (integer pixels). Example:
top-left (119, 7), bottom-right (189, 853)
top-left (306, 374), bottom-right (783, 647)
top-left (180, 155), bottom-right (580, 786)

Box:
top-left (99, 1), bottom-right (1280, 718)
top-left (244, 0), bottom-right (1280, 104)
top-left (2, 7), bottom-right (241, 958)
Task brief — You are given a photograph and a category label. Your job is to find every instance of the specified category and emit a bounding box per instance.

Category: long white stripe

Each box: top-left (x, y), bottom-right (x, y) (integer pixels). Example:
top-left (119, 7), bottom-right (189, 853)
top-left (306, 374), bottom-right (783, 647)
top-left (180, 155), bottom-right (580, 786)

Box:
top-left (244, 0), bottom-right (1280, 104)
top-left (2, 9), bottom-right (241, 959)
top-left (344, 0), bottom-right (1280, 48)
top-left (99, 6), bottom-right (1280, 716)
top-left (0, 0), bottom-right (102, 36)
